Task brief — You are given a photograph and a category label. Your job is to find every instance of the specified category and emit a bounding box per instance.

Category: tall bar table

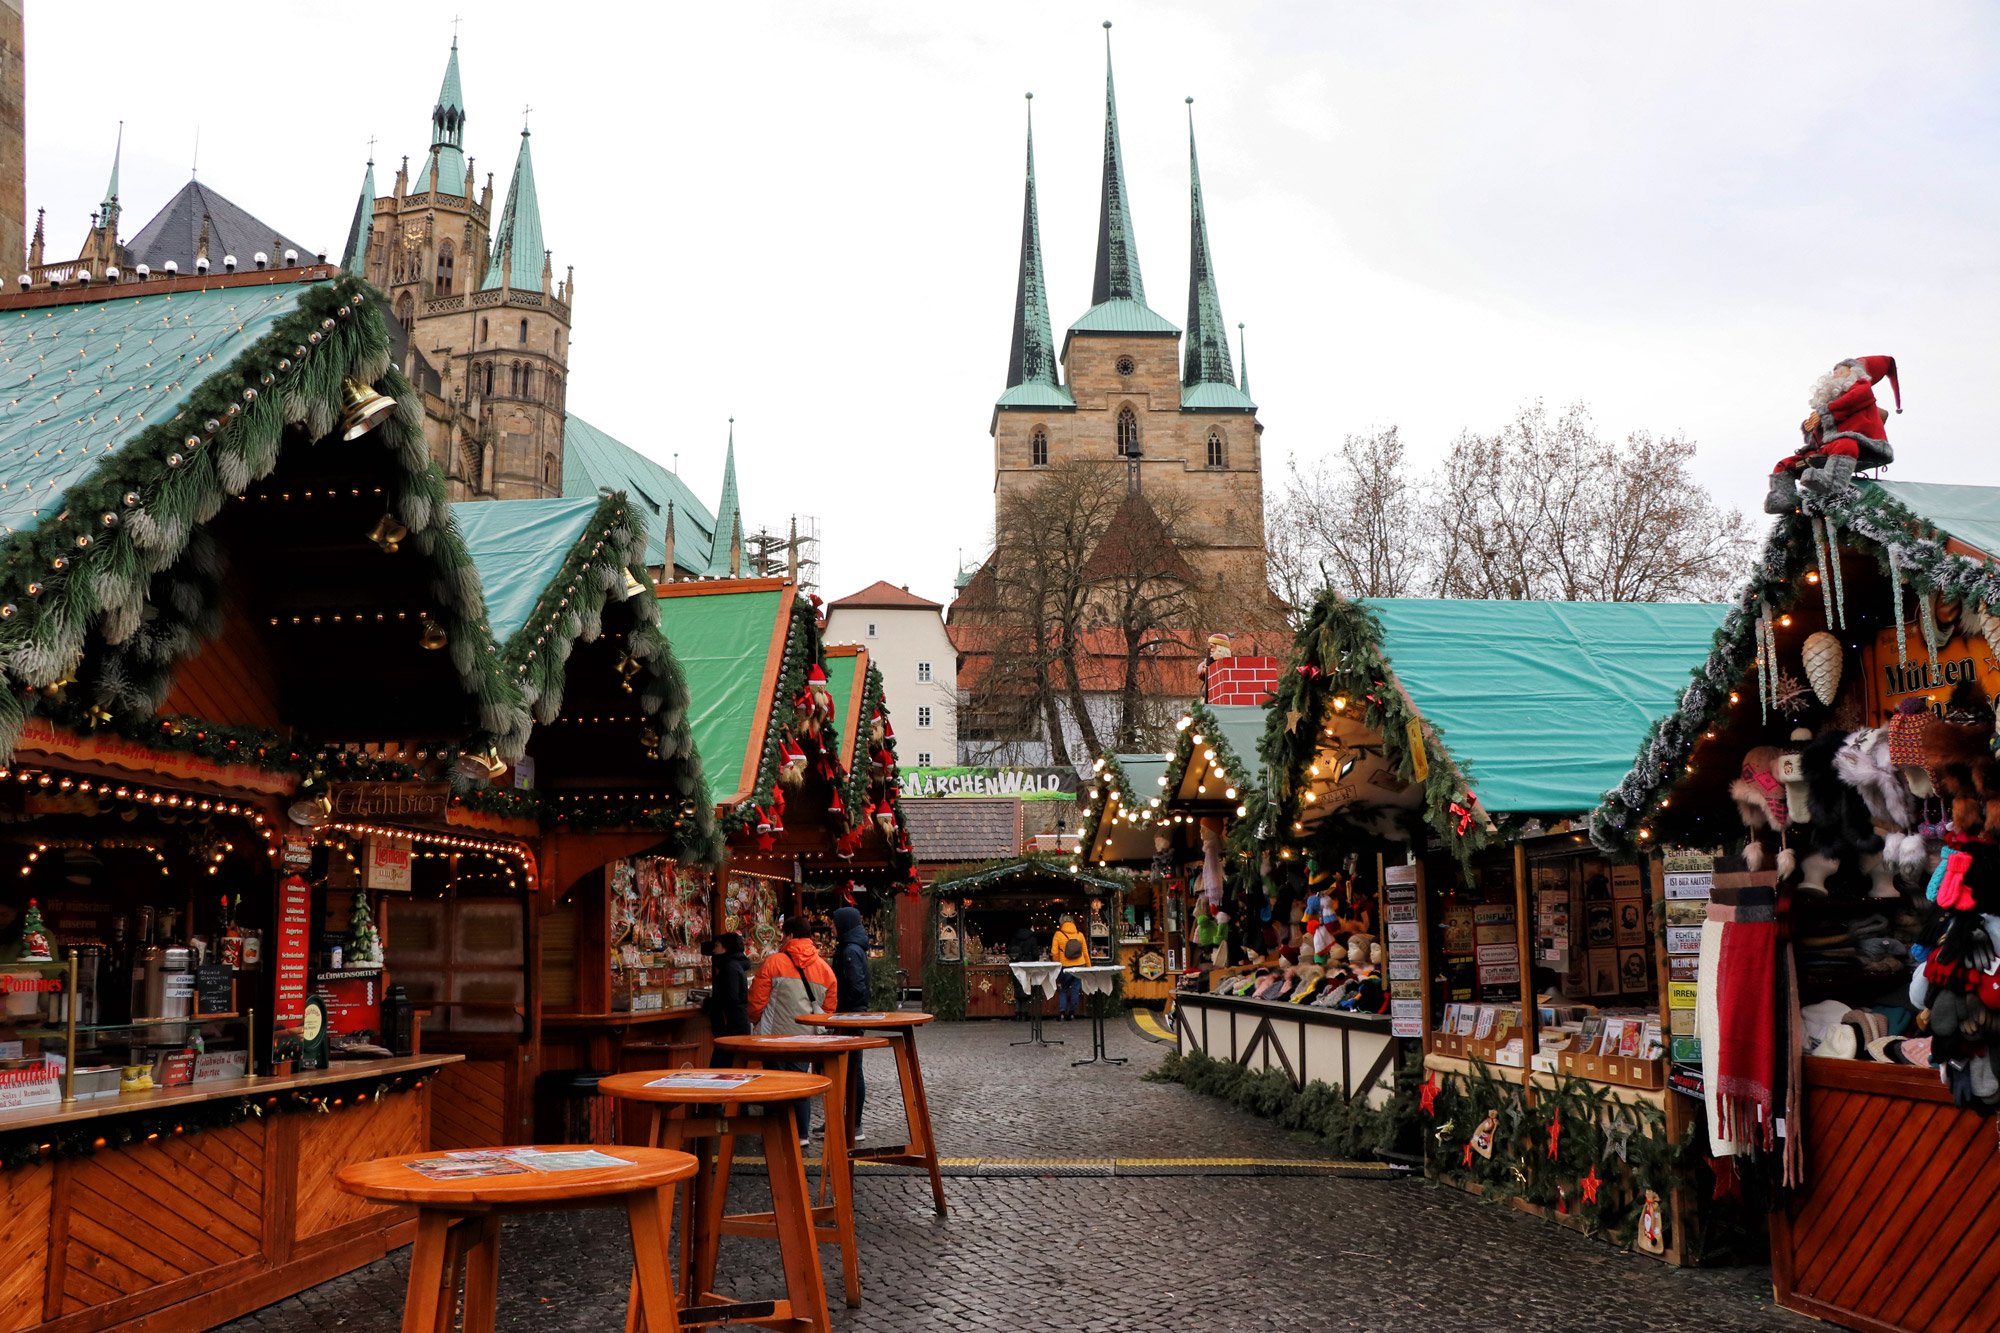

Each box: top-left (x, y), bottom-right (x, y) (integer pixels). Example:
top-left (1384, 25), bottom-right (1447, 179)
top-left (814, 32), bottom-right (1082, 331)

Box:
top-left (795, 1011), bottom-right (946, 1215)
top-left (1065, 965), bottom-right (1129, 1067)
top-left (1008, 961), bottom-right (1063, 1047)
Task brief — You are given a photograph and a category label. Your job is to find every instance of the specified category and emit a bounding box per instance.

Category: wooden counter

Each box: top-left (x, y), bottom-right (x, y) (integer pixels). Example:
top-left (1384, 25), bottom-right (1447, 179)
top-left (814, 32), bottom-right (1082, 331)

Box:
top-left (1175, 992), bottom-right (1408, 1109)
top-left (0, 1054), bottom-right (458, 1333)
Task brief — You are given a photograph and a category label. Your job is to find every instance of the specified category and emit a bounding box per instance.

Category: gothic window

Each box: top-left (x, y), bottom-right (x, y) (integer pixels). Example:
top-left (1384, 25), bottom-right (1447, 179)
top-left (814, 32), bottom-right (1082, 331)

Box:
top-left (544, 453), bottom-right (557, 487)
top-left (479, 316), bottom-right (489, 343)
top-left (523, 366), bottom-right (534, 400)
top-left (509, 362), bottom-right (521, 396)
top-left (519, 318), bottom-right (529, 345)
top-left (1116, 406), bottom-right (1139, 457)
top-left (483, 362), bottom-right (494, 396)
top-left (435, 241), bottom-right (454, 296)
top-left (1207, 430), bottom-right (1226, 468)
top-left (395, 291), bottom-right (414, 329)
top-left (1031, 427), bottom-right (1048, 467)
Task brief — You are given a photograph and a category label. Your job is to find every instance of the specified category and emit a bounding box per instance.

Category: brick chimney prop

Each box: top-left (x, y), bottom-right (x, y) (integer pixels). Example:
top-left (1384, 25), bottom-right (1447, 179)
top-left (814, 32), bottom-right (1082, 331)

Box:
top-left (1206, 656), bottom-right (1279, 706)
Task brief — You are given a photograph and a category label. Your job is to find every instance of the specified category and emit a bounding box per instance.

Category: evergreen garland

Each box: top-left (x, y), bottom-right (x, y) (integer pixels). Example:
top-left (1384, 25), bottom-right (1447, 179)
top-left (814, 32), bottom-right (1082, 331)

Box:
top-left (1589, 480), bottom-right (2000, 851)
top-left (0, 1067), bottom-right (430, 1170)
top-left (1145, 1044), bottom-right (1424, 1162)
top-left (0, 276), bottom-right (531, 765)
top-left (717, 596), bottom-right (821, 838)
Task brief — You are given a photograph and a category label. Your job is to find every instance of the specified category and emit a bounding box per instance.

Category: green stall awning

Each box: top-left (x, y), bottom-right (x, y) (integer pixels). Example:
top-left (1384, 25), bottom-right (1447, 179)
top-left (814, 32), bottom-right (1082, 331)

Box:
top-left (655, 585), bottom-right (787, 804)
top-left (449, 497), bottom-right (604, 643)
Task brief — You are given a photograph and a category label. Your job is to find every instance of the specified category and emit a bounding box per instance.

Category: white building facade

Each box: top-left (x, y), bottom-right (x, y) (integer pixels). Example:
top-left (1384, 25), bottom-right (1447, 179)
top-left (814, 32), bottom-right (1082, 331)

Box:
top-left (824, 582), bottom-right (958, 769)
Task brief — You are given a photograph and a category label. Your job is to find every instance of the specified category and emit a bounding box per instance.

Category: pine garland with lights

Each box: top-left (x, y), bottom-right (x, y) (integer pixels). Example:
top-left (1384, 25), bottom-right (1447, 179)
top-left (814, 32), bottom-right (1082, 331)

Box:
top-left (1146, 1044), bottom-right (1424, 1162)
top-left (1590, 479), bottom-right (2000, 851)
top-left (0, 1068), bottom-right (430, 1170)
top-left (0, 275), bottom-right (531, 766)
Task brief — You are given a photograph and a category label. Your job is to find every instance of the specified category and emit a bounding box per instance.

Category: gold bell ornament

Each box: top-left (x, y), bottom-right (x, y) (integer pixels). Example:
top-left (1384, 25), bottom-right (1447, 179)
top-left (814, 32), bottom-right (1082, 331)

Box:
top-left (366, 513), bottom-right (409, 553)
top-left (419, 617), bottom-right (448, 650)
top-left (337, 378), bottom-right (397, 441)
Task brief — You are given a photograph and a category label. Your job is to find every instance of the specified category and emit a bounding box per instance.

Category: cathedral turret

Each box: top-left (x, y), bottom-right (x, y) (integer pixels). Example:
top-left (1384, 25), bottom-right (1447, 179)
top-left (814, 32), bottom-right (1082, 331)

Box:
top-left (711, 422), bottom-right (742, 577)
top-left (1180, 103), bottom-right (1253, 410)
top-left (483, 127), bottom-right (544, 291)
top-left (413, 38), bottom-right (468, 196)
top-left (1065, 23), bottom-right (1176, 344)
top-left (340, 156), bottom-right (376, 276)
top-left (997, 94), bottom-right (1071, 412)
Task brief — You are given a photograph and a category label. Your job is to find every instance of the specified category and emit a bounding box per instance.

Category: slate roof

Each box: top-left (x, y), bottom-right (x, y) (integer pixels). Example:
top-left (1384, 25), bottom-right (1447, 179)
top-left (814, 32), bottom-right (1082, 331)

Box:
top-left (828, 581), bottom-right (942, 611)
top-left (902, 797), bottom-right (1023, 863)
top-left (562, 415), bottom-right (720, 574)
top-left (124, 181), bottom-right (314, 274)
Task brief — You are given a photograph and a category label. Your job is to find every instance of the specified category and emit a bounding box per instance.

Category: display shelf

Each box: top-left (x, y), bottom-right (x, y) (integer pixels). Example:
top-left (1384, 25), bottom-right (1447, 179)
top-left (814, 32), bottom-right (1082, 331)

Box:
top-left (7, 1012), bottom-right (243, 1038)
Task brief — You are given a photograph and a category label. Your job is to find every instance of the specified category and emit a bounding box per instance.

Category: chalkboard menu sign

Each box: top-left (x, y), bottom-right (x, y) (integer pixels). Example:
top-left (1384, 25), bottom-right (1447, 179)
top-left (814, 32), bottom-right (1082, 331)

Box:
top-left (195, 964), bottom-right (234, 1015)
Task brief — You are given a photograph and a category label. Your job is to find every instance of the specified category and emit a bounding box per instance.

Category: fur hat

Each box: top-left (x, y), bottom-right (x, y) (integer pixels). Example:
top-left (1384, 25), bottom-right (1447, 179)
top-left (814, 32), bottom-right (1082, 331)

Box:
top-left (1804, 729), bottom-right (1883, 864)
top-left (1732, 745), bottom-right (1789, 830)
top-left (1835, 729), bottom-right (1918, 831)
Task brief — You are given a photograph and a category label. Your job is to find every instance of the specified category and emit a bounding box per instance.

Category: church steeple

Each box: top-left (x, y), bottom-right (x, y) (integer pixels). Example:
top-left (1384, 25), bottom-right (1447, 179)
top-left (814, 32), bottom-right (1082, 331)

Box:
top-left (711, 421), bottom-right (742, 577)
top-left (1181, 100), bottom-right (1234, 390)
top-left (1091, 22), bottom-right (1142, 307)
top-left (100, 123), bottom-right (122, 233)
top-left (482, 126), bottom-right (545, 291)
top-left (998, 94), bottom-right (1071, 411)
top-left (340, 156), bottom-right (376, 276)
top-left (413, 38), bottom-right (468, 195)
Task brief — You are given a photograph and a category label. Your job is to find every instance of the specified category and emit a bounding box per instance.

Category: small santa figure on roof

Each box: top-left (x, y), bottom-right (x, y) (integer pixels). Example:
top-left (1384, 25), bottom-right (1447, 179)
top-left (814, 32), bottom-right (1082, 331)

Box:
top-left (1766, 356), bottom-right (1900, 512)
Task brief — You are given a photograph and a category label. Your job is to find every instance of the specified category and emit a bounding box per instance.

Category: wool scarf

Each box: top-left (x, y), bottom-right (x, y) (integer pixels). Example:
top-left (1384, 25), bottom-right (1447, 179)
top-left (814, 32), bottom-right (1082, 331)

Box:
top-left (1715, 917), bottom-right (1781, 1151)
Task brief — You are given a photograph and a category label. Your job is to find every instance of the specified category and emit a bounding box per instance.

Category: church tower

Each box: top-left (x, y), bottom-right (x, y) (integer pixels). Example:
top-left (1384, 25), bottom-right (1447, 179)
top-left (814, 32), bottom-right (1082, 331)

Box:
top-left (987, 30), bottom-right (1272, 619)
top-left (344, 37), bottom-right (574, 501)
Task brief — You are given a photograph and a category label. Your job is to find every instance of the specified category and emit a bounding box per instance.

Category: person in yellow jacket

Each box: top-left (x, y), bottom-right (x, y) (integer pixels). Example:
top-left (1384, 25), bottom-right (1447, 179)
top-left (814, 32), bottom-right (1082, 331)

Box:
top-left (1050, 914), bottom-right (1089, 1020)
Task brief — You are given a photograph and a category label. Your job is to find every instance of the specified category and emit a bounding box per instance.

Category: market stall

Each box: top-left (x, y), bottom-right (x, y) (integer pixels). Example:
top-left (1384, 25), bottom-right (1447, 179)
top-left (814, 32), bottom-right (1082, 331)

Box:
top-left (918, 858), bottom-right (1126, 1020)
top-left (0, 262), bottom-right (511, 1329)
top-left (1591, 473), bottom-right (2000, 1323)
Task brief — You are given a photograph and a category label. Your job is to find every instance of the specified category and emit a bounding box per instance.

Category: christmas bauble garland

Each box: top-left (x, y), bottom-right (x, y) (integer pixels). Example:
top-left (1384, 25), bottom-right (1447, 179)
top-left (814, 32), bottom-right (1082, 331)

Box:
top-left (0, 1068), bottom-right (430, 1170)
top-left (1590, 481), bottom-right (2000, 851)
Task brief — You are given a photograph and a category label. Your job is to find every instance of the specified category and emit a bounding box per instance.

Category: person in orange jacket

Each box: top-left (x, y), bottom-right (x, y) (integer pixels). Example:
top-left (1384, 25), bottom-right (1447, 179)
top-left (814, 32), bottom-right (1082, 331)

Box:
top-left (748, 916), bottom-right (838, 1144)
top-left (1050, 914), bottom-right (1090, 1020)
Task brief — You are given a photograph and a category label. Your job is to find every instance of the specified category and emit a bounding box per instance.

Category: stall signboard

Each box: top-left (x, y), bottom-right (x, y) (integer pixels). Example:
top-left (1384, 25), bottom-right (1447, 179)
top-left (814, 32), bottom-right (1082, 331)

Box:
top-left (275, 875), bottom-right (311, 1024)
top-left (1384, 863), bottom-right (1423, 1036)
top-left (282, 833), bottom-right (313, 870)
top-left (0, 1062), bottom-right (59, 1110)
top-left (365, 833), bottom-right (414, 891)
top-left (332, 781), bottom-right (450, 820)
top-left (12, 717), bottom-right (297, 794)
top-left (1866, 622), bottom-right (2000, 725)
top-left (901, 767), bottom-right (1081, 800)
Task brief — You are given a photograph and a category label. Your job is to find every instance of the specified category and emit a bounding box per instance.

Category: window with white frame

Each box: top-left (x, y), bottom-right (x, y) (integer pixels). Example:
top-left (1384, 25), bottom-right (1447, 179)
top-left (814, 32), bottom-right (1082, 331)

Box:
top-left (916, 661), bottom-right (933, 683)
top-left (916, 706), bottom-right (933, 728)
top-left (915, 751), bottom-right (933, 768)
top-left (866, 622), bottom-right (878, 637)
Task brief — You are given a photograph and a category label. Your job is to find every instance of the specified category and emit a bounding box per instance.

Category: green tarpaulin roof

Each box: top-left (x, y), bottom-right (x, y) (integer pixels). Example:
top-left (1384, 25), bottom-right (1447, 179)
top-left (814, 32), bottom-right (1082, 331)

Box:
top-left (824, 651), bottom-right (860, 768)
top-left (449, 497), bottom-right (602, 644)
top-left (0, 282), bottom-right (323, 534)
top-left (1365, 598), bottom-right (1729, 814)
top-left (1197, 703), bottom-right (1268, 786)
top-left (655, 586), bottom-right (785, 804)
top-left (1865, 479), bottom-right (2000, 560)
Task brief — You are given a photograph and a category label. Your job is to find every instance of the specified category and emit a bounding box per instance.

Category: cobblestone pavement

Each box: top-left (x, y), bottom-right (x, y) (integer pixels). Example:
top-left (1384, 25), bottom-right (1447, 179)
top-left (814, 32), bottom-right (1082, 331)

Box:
top-left (227, 1014), bottom-right (1816, 1332)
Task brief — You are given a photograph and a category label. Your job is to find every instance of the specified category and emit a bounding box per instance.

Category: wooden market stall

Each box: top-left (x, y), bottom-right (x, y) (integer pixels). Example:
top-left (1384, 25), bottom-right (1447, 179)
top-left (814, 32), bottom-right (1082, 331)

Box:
top-left (918, 857), bottom-right (1127, 1020)
top-left (1590, 478), bottom-right (2000, 1324)
top-left (0, 264), bottom-right (502, 1330)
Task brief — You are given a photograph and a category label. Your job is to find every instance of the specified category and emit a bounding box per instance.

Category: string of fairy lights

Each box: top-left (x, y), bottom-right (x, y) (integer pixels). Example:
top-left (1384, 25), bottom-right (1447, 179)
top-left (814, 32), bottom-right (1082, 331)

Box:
top-left (1073, 709), bottom-right (1254, 870)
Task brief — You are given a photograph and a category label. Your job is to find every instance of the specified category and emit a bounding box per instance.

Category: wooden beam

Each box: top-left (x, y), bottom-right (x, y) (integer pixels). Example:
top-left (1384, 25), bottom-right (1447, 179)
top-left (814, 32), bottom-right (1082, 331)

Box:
top-left (1513, 841), bottom-right (1537, 1093)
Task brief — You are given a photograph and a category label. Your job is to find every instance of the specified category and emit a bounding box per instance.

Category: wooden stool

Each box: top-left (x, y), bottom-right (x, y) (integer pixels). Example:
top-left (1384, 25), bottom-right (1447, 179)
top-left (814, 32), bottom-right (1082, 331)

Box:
top-left (599, 1068), bottom-right (832, 1333)
top-left (336, 1145), bottom-right (696, 1333)
top-left (797, 1012), bottom-right (946, 1215)
top-left (713, 1033), bottom-right (890, 1308)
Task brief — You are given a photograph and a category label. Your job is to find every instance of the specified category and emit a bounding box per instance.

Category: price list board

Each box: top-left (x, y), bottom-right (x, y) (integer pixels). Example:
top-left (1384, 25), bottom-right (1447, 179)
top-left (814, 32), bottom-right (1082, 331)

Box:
top-left (276, 874), bottom-right (311, 1024)
top-left (1384, 862), bottom-right (1425, 1038)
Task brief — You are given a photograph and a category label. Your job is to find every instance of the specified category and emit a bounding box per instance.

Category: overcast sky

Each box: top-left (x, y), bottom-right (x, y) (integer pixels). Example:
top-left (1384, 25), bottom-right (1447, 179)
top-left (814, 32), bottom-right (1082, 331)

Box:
top-left (23, 3), bottom-right (2000, 605)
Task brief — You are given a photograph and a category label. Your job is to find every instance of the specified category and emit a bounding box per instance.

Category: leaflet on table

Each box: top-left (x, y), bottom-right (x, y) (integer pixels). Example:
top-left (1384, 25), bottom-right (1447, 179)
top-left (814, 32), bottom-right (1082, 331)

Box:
top-left (644, 1071), bottom-right (762, 1090)
top-left (409, 1148), bottom-right (632, 1178)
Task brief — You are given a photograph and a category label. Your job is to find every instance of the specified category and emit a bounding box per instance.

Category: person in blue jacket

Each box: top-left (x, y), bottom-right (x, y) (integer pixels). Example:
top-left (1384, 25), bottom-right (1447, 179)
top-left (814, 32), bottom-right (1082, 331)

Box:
top-left (830, 904), bottom-right (873, 1142)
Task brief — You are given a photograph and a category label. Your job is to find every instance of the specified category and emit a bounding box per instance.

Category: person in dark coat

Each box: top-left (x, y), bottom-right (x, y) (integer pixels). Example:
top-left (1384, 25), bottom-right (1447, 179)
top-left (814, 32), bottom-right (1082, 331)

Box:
top-left (829, 906), bottom-right (873, 1140)
top-left (1007, 924), bottom-right (1041, 1018)
top-left (706, 933), bottom-right (752, 1063)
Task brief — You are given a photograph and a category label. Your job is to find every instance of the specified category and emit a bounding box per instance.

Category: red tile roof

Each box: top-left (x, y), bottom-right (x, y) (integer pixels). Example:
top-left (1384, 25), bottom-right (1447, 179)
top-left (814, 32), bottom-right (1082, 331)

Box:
top-left (828, 580), bottom-right (943, 611)
top-left (949, 626), bottom-right (1292, 695)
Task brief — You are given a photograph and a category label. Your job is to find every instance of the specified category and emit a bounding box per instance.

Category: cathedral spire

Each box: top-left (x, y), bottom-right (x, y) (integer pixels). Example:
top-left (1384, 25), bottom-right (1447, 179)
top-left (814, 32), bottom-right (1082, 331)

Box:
top-left (1237, 323), bottom-right (1250, 397)
top-left (1091, 22), bottom-right (1143, 307)
top-left (711, 420), bottom-right (742, 577)
top-left (482, 126), bottom-right (546, 291)
top-left (100, 122), bottom-right (122, 228)
top-left (999, 94), bottom-right (1065, 407)
top-left (340, 156), bottom-right (377, 276)
top-left (413, 37), bottom-right (468, 195)
top-left (1181, 99), bottom-right (1234, 390)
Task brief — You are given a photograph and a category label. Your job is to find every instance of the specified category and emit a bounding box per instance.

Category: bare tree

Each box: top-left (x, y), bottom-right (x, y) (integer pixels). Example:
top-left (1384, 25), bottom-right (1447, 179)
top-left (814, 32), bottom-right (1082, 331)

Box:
top-left (1267, 428), bottom-right (1428, 613)
top-left (1085, 489), bottom-right (1211, 751)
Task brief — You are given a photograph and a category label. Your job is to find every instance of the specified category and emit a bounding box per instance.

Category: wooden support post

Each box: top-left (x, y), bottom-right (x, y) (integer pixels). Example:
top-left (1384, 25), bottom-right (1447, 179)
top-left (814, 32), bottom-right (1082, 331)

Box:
top-left (1513, 842), bottom-right (1537, 1094)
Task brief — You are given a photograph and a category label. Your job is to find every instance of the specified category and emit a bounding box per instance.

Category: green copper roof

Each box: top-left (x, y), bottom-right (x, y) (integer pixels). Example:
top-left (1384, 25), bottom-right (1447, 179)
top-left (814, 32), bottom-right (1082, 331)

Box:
top-left (656, 585), bottom-right (787, 803)
top-left (448, 496), bottom-right (601, 642)
top-left (1179, 381), bottom-right (1255, 411)
top-left (1067, 297), bottom-right (1177, 336)
top-left (0, 282), bottom-right (325, 535)
top-left (413, 39), bottom-right (468, 196)
top-left (1002, 96), bottom-right (1065, 410)
top-left (340, 159), bottom-right (376, 277)
top-left (709, 424), bottom-right (741, 576)
top-left (482, 129), bottom-right (545, 290)
top-left (562, 415), bottom-right (720, 573)
top-left (1237, 323), bottom-right (1251, 397)
top-left (100, 124), bottom-right (122, 224)
top-left (1092, 29), bottom-right (1145, 308)
top-left (1182, 106), bottom-right (1235, 391)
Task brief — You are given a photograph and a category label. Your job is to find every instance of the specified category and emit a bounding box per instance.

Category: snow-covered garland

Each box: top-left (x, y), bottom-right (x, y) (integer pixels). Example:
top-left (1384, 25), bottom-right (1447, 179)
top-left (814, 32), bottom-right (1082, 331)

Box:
top-left (1590, 481), bottom-right (1999, 852)
top-left (0, 276), bottom-right (527, 763)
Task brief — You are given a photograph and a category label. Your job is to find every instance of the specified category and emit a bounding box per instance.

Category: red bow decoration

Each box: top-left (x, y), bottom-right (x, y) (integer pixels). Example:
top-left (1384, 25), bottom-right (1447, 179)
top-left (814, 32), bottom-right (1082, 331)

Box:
top-left (1295, 664), bottom-right (1322, 678)
top-left (1418, 1072), bottom-right (1439, 1116)
top-left (1579, 1164), bottom-right (1603, 1204)
top-left (1448, 799), bottom-right (1476, 836)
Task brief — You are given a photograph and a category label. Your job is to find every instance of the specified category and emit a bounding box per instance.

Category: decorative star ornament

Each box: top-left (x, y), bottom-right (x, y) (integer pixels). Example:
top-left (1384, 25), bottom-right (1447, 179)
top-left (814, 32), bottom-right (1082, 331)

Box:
top-left (1579, 1164), bottom-right (1603, 1204)
top-left (1461, 1141), bottom-right (1475, 1167)
top-left (1434, 1119), bottom-right (1455, 1144)
top-left (1603, 1111), bottom-right (1635, 1163)
top-left (1418, 1072), bottom-right (1439, 1116)
top-left (1286, 710), bottom-right (1304, 734)
top-left (1504, 1088), bottom-right (1527, 1135)
top-left (1547, 1114), bottom-right (1563, 1160)
top-left (1708, 1154), bottom-right (1742, 1202)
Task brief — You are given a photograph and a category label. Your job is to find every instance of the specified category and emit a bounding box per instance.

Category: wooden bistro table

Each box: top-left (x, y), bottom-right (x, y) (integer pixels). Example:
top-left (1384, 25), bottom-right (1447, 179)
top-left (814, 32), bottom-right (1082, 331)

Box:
top-left (599, 1068), bottom-right (833, 1333)
top-left (796, 1011), bottom-right (946, 1215)
top-left (336, 1145), bottom-right (697, 1333)
top-left (713, 1033), bottom-right (890, 1309)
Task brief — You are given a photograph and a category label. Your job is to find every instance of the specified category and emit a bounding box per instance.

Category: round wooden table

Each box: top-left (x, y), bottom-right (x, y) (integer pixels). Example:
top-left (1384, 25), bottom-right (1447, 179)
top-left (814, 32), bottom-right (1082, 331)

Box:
top-left (796, 1012), bottom-right (946, 1215)
top-left (337, 1145), bottom-right (697, 1333)
top-left (713, 1034), bottom-right (890, 1309)
top-left (599, 1068), bottom-right (831, 1333)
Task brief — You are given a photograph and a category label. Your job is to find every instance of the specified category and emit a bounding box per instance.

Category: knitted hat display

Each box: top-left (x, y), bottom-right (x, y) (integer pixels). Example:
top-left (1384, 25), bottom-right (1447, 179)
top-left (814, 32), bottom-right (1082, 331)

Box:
top-left (1732, 746), bottom-right (1790, 831)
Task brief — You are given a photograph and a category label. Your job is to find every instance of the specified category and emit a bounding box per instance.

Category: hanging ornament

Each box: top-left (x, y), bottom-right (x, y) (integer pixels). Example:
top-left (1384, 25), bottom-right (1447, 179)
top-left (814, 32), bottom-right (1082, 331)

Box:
top-left (1811, 517), bottom-right (1837, 626)
top-left (1470, 1109), bottom-right (1499, 1159)
top-left (1602, 1109), bottom-right (1637, 1163)
top-left (1637, 1189), bottom-right (1666, 1254)
top-left (1755, 604), bottom-right (1771, 725)
top-left (1802, 631), bottom-right (1843, 707)
top-left (1503, 1087), bottom-right (1528, 1135)
top-left (1920, 589), bottom-right (1942, 674)
top-left (1823, 516), bottom-right (1848, 631)
top-left (1889, 545), bottom-right (1909, 670)
top-left (1579, 1163), bottom-right (1603, 1204)
top-left (1547, 1112), bottom-right (1563, 1160)
top-left (1418, 1072), bottom-right (1439, 1116)
top-left (1556, 1183), bottom-right (1569, 1215)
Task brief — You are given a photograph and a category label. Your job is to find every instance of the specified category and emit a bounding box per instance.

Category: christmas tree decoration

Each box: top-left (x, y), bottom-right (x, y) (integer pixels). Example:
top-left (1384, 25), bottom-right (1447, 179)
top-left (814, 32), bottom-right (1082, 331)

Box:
top-left (1419, 1071), bottom-right (1440, 1116)
top-left (1824, 516), bottom-right (1849, 629)
top-left (1579, 1164), bottom-right (1604, 1204)
top-left (1547, 1112), bottom-right (1563, 1159)
top-left (1802, 631), bottom-right (1843, 707)
top-left (18, 899), bottom-right (52, 962)
top-left (347, 892), bottom-right (381, 968)
top-left (1889, 545), bottom-right (1910, 669)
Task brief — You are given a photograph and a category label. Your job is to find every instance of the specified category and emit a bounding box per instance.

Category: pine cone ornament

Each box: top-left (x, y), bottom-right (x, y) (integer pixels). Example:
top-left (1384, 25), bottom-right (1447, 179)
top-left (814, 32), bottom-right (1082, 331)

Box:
top-left (1803, 631), bottom-right (1844, 706)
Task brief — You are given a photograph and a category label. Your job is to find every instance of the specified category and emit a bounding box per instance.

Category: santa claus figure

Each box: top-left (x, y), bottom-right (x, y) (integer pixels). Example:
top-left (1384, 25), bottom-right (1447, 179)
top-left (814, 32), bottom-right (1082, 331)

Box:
top-left (1765, 355), bottom-right (1900, 512)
